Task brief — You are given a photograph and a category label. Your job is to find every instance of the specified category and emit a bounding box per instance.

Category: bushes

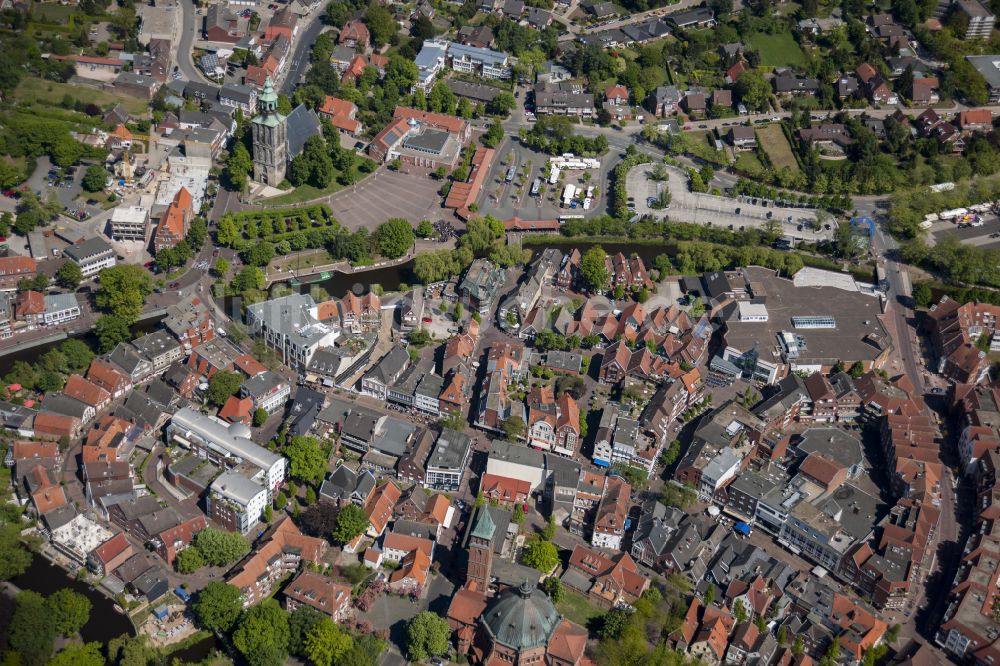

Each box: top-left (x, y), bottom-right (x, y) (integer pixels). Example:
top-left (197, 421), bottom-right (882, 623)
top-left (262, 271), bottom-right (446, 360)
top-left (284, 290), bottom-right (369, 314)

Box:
top-left (216, 204), bottom-right (339, 249)
top-left (611, 153), bottom-right (652, 219)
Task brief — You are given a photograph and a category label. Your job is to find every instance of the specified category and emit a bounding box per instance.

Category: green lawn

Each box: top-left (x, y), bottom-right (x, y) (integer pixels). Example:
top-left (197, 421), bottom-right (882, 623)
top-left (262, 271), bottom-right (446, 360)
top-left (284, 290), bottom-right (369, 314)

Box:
top-left (734, 151), bottom-right (766, 176)
top-left (556, 589), bottom-right (605, 628)
top-left (261, 161), bottom-right (373, 206)
top-left (748, 31), bottom-right (805, 68)
top-left (32, 3), bottom-right (77, 22)
top-left (12, 77), bottom-right (151, 116)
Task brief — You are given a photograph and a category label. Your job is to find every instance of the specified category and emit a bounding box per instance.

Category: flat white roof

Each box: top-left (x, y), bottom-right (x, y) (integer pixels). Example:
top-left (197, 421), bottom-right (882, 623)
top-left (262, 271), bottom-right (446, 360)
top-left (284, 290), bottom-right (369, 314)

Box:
top-left (737, 301), bottom-right (768, 319)
top-left (52, 514), bottom-right (114, 558)
top-left (110, 206), bottom-right (149, 224)
top-left (791, 267), bottom-right (860, 293)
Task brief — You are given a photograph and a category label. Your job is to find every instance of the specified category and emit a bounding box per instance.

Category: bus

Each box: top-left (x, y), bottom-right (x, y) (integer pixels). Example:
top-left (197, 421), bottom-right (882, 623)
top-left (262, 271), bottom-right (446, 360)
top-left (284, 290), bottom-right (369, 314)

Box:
top-left (530, 178), bottom-right (541, 196)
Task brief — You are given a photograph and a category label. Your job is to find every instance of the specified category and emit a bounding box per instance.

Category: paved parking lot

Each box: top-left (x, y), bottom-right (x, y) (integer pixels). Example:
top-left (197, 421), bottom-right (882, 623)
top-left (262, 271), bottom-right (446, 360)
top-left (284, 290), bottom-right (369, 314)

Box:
top-left (325, 168), bottom-right (445, 229)
top-left (356, 573), bottom-right (456, 650)
top-left (926, 214), bottom-right (1000, 248)
top-left (476, 138), bottom-right (614, 221)
top-left (627, 164), bottom-right (831, 243)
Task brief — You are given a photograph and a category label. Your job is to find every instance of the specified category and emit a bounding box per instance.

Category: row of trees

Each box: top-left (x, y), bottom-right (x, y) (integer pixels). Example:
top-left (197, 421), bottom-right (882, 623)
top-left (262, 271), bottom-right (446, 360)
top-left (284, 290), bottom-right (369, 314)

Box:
top-left (174, 528), bottom-right (251, 574)
top-left (3, 337), bottom-right (94, 397)
top-left (8, 588), bottom-right (92, 666)
top-left (521, 116), bottom-right (610, 157)
top-left (193, 582), bottom-right (385, 666)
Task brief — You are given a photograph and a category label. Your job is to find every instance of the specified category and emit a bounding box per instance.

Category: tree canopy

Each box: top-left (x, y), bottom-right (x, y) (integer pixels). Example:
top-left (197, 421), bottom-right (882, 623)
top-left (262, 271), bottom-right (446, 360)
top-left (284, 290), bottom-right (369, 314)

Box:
top-left (193, 582), bottom-right (244, 634)
top-left (207, 371), bottom-right (244, 406)
top-left (580, 246), bottom-right (609, 292)
top-left (192, 528), bottom-right (251, 566)
top-left (233, 599), bottom-right (291, 666)
top-left (376, 218), bottom-right (414, 259)
top-left (332, 503), bottom-right (370, 544)
top-left (285, 435), bottom-right (328, 485)
top-left (522, 540), bottom-right (559, 572)
top-left (405, 611), bottom-right (450, 662)
top-left (95, 265), bottom-right (153, 323)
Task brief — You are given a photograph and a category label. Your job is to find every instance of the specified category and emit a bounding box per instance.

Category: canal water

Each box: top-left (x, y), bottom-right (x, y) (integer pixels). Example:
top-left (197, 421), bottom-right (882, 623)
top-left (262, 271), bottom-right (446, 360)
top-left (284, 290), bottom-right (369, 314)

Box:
top-left (262, 240), bottom-right (669, 303)
top-left (10, 554), bottom-right (134, 643)
top-left (0, 316), bottom-right (163, 379)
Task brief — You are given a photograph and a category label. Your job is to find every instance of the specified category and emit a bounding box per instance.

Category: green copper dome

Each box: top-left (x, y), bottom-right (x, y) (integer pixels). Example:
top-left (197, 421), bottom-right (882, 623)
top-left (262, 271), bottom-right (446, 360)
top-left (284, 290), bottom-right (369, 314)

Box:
top-left (471, 506), bottom-right (497, 540)
top-left (253, 76), bottom-right (285, 127)
top-left (481, 581), bottom-right (562, 651)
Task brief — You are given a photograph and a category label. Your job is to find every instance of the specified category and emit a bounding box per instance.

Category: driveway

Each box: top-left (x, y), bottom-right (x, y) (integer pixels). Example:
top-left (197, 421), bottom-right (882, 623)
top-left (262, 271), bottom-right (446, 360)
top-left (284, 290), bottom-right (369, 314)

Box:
top-left (356, 573), bottom-right (455, 651)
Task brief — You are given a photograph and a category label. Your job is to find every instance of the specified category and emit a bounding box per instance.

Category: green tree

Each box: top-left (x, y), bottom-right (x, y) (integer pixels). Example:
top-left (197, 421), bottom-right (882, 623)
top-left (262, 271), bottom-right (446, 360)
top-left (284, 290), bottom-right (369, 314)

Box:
top-left (735, 69), bottom-right (771, 111)
top-left (488, 92), bottom-right (517, 116)
top-left (193, 582), bottom-right (244, 633)
top-left (580, 246), bottom-right (609, 292)
top-left (501, 415), bottom-right (525, 441)
top-left (304, 618), bottom-right (354, 666)
top-left (81, 165), bottom-right (109, 192)
top-left (213, 257), bottom-right (231, 278)
top-left (332, 503), bottom-right (370, 544)
top-left (376, 218), bottom-right (414, 259)
top-left (56, 261), bottom-right (82, 289)
top-left (512, 503), bottom-right (525, 524)
top-left (285, 435), bottom-right (327, 484)
top-left (523, 539), bottom-right (559, 572)
top-left (95, 265), bottom-right (153, 322)
top-left (733, 599), bottom-right (748, 624)
top-left (244, 240), bottom-right (276, 267)
top-left (95, 314), bottom-right (132, 353)
top-left (543, 576), bottom-right (563, 602)
top-left (233, 599), bottom-right (291, 666)
top-left (405, 611), bottom-right (450, 662)
top-left (59, 339), bottom-right (93, 373)
top-left (193, 528), bottom-right (251, 566)
top-left (288, 605), bottom-right (326, 657)
top-left (226, 141), bottom-right (253, 191)
top-left (912, 281), bottom-right (933, 308)
top-left (482, 121), bottom-right (504, 147)
top-left (363, 5), bottom-right (396, 46)
top-left (207, 371), bottom-right (243, 406)
top-left (46, 642), bottom-right (104, 666)
top-left (175, 546), bottom-right (206, 573)
top-left (253, 407), bottom-right (268, 427)
top-left (107, 635), bottom-right (157, 666)
top-left (542, 515), bottom-right (557, 540)
top-left (599, 608), bottom-right (631, 640)
top-left (9, 591), bottom-right (56, 666)
top-left (416, 219), bottom-right (434, 238)
top-left (46, 589), bottom-right (91, 636)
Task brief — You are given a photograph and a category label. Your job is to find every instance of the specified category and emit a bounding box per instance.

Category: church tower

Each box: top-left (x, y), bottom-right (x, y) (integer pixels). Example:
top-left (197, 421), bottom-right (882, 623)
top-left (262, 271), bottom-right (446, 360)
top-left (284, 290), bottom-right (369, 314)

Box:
top-left (251, 76), bottom-right (287, 186)
top-left (467, 506), bottom-right (496, 592)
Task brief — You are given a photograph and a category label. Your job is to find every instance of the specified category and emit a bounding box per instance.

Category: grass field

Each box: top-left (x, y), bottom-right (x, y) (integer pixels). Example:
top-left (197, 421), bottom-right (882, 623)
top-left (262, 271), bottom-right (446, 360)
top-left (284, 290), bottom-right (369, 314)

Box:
top-left (734, 150), bottom-right (766, 176)
top-left (262, 160), bottom-right (373, 206)
top-left (12, 77), bottom-right (150, 116)
top-left (756, 124), bottom-right (800, 173)
top-left (748, 31), bottom-right (805, 67)
top-left (556, 589), bottom-right (604, 628)
top-left (32, 3), bottom-right (77, 21)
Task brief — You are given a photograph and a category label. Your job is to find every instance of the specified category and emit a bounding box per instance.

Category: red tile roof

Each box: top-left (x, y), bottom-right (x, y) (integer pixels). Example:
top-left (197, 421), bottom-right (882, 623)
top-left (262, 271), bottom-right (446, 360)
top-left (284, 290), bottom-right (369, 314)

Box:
top-left (219, 396), bottom-right (253, 424)
top-left (63, 374), bottom-right (111, 409)
top-left (0, 255), bottom-right (37, 278)
top-left (91, 532), bottom-right (131, 564)
top-left (318, 96), bottom-right (361, 133)
top-left (15, 290), bottom-right (44, 316)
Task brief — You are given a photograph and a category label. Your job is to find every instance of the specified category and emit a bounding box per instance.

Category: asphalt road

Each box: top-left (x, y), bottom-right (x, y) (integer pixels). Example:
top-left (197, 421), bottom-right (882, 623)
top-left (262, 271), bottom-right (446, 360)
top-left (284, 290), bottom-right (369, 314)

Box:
top-left (280, 17), bottom-right (326, 94)
top-left (176, 0), bottom-right (210, 84)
